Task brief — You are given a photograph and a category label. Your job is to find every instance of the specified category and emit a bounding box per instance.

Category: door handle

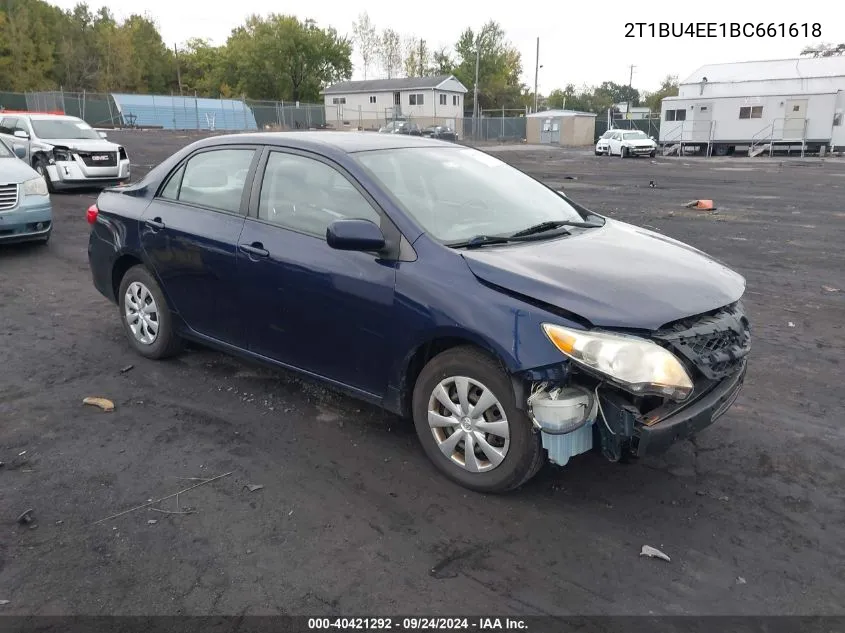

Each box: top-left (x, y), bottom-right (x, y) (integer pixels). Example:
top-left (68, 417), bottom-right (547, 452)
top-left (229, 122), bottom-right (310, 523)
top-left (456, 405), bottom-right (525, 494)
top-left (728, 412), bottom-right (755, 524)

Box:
top-left (239, 242), bottom-right (269, 258)
top-left (145, 217), bottom-right (165, 230)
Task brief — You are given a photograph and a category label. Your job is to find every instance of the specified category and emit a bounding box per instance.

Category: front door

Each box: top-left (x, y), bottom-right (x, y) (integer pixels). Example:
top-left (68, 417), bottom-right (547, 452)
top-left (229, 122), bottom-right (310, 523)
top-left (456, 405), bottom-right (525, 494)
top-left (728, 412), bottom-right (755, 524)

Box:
top-left (540, 119), bottom-right (552, 143)
top-left (784, 98), bottom-right (808, 139)
top-left (237, 149), bottom-right (397, 396)
top-left (692, 103), bottom-right (712, 142)
top-left (140, 145), bottom-right (258, 347)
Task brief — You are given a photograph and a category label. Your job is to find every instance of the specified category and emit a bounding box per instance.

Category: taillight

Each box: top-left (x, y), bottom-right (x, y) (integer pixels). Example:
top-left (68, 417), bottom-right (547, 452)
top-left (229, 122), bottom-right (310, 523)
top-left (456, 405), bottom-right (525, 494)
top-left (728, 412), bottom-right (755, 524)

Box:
top-left (86, 204), bottom-right (99, 224)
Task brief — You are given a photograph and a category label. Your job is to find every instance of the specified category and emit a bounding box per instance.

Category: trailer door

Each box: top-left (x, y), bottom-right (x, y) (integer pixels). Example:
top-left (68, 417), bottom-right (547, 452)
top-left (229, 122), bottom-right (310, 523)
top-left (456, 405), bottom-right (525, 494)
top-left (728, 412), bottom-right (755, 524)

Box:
top-left (783, 99), bottom-right (808, 140)
top-left (692, 103), bottom-right (712, 142)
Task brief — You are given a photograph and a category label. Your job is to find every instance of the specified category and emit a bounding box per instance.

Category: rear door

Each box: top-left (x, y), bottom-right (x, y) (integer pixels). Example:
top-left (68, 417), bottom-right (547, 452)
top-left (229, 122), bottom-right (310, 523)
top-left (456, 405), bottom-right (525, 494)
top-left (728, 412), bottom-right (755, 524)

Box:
top-left (236, 148), bottom-right (398, 395)
top-left (140, 145), bottom-right (260, 347)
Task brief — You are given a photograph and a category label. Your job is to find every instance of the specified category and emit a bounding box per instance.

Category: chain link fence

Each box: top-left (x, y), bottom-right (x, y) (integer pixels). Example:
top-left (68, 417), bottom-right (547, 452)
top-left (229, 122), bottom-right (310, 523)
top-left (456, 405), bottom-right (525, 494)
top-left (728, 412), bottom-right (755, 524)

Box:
top-left (0, 90), bottom-right (529, 142)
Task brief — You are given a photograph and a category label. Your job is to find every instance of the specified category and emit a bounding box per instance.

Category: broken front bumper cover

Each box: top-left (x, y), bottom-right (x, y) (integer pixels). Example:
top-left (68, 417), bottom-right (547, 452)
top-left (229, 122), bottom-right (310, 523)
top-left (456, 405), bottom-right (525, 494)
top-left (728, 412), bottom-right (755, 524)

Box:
top-left (633, 361), bottom-right (747, 457)
top-left (46, 159), bottom-right (130, 189)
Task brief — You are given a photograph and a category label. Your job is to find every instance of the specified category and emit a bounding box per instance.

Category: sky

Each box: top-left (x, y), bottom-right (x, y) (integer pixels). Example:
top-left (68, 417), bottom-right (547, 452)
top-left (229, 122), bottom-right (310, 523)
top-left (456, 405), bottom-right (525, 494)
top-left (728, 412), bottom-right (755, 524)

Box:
top-left (49, 0), bottom-right (842, 94)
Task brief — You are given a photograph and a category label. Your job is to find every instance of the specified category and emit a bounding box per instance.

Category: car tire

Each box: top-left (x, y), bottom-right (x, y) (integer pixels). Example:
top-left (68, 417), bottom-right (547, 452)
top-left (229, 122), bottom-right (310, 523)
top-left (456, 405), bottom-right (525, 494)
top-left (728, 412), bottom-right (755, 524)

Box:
top-left (33, 157), bottom-right (55, 193)
top-left (412, 346), bottom-right (544, 493)
top-left (620, 147), bottom-right (627, 158)
top-left (117, 264), bottom-right (183, 360)
top-left (649, 150), bottom-right (656, 158)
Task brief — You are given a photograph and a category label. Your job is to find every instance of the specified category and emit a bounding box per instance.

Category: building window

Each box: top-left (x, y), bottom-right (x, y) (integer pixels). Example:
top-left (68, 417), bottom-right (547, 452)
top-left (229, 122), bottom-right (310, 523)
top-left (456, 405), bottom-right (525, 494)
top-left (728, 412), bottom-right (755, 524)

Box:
top-left (665, 108), bottom-right (686, 122)
top-left (439, 94), bottom-right (447, 106)
top-left (739, 106), bottom-right (763, 119)
top-left (453, 95), bottom-right (459, 106)
top-left (409, 93), bottom-right (424, 106)
top-left (332, 97), bottom-right (346, 105)
top-left (369, 95), bottom-right (376, 104)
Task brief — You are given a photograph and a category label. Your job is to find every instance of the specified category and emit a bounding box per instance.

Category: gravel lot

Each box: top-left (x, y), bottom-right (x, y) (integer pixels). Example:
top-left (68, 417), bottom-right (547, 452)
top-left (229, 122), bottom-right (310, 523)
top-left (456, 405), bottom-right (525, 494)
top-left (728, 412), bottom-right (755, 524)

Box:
top-left (1, 130), bottom-right (844, 616)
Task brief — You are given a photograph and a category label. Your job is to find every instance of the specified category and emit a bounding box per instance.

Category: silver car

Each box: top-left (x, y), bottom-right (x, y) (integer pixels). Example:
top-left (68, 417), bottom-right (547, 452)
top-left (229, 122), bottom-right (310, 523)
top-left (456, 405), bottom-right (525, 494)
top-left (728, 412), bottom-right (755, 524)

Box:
top-left (0, 113), bottom-right (131, 192)
top-left (0, 138), bottom-right (53, 245)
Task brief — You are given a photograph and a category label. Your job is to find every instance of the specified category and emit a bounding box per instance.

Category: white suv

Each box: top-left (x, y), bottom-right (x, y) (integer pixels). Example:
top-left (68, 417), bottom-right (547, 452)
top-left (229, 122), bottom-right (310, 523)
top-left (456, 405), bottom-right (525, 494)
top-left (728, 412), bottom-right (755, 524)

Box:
top-left (0, 114), bottom-right (131, 192)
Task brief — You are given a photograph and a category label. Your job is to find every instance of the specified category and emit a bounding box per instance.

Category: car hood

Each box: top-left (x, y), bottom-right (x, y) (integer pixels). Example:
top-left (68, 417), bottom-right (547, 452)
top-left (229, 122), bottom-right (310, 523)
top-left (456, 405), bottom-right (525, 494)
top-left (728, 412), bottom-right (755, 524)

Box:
top-left (624, 139), bottom-right (655, 146)
top-left (38, 138), bottom-right (119, 152)
top-left (0, 156), bottom-right (40, 182)
top-left (460, 218), bottom-right (746, 330)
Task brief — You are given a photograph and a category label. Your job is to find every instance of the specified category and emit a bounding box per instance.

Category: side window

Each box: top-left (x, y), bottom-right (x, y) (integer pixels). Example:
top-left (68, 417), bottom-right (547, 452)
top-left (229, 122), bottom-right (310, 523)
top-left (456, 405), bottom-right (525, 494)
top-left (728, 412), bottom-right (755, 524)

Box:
top-left (258, 152), bottom-right (381, 238)
top-left (175, 148), bottom-right (255, 214)
top-left (160, 164), bottom-right (185, 200)
top-left (0, 117), bottom-right (18, 134)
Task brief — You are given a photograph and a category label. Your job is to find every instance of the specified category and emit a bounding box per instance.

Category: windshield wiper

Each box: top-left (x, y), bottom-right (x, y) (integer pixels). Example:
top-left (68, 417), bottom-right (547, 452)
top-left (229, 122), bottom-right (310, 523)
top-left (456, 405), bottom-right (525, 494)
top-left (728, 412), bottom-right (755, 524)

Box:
top-left (509, 219), bottom-right (603, 238)
top-left (447, 234), bottom-right (513, 249)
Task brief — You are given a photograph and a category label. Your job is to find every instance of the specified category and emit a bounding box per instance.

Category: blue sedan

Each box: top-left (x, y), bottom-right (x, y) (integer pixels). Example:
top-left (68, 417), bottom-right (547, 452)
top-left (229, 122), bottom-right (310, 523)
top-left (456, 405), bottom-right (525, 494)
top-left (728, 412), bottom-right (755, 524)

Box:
top-left (0, 138), bottom-right (52, 244)
top-left (87, 132), bottom-right (750, 493)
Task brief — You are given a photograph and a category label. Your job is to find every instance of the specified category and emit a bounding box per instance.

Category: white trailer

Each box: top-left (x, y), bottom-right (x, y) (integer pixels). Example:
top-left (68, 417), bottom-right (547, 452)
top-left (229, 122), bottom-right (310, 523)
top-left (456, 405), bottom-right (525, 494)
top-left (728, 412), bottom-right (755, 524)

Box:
top-left (658, 57), bottom-right (845, 156)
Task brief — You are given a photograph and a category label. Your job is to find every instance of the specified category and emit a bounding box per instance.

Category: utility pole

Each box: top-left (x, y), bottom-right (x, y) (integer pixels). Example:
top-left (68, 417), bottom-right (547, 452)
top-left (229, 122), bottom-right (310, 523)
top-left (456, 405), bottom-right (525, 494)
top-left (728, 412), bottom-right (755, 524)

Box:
top-left (625, 64), bottom-right (636, 123)
top-left (472, 40), bottom-right (480, 122)
top-left (533, 37), bottom-right (540, 113)
top-left (174, 43), bottom-right (184, 96)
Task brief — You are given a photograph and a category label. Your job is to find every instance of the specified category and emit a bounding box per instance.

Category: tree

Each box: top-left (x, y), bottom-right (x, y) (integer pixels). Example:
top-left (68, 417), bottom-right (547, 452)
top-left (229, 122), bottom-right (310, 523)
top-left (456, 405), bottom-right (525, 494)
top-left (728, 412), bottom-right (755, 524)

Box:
top-left (351, 12), bottom-right (379, 79)
top-left (643, 74), bottom-right (678, 113)
top-left (123, 13), bottom-right (174, 93)
top-left (225, 15), bottom-right (352, 102)
top-left (403, 37), bottom-right (431, 78)
top-left (178, 38), bottom-right (226, 95)
top-left (800, 43), bottom-right (845, 57)
top-left (431, 46), bottom-right (453, 76)
top-left (0, 0), bottom-right (61, 91)
top-left (378, 28), bottom-right (402, 79)
top-left (451, 21), bottom-right (523, 112)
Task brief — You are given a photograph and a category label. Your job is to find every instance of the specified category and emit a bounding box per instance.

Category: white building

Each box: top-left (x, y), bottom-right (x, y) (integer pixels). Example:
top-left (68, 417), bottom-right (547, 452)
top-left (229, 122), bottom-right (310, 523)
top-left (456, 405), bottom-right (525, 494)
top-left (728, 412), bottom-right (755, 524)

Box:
top-left (659, 57), bottom-right (845, 155)
top-left (321, 75), bottom-right (468, 131)
top-left (613, 103), bottom-right (652, 120)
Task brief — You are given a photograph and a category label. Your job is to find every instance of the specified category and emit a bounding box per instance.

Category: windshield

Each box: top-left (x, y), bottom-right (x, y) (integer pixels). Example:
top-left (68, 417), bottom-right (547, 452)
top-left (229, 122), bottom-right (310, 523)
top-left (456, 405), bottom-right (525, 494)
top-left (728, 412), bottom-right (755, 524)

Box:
top-left (601, 131), bottom-right (613, 139)
top-left (0, 139), bottom-right (12, 158)
top-left (354, 147), bottom-right (595, 243)
top-left (623, 131), bottom-right (649, 140)
top-left (31, 118), bottom-right (101, 140)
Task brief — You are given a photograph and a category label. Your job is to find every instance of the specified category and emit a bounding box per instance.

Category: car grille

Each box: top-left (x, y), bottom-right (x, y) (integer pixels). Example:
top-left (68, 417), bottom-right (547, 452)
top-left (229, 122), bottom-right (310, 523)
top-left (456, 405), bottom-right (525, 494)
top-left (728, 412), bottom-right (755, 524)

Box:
top-left (0, 183), bottom-right (19, 211)
top-left (77, 151), bottom-right (117, 167)
top-left (653, 302), bottom-right (751, 381)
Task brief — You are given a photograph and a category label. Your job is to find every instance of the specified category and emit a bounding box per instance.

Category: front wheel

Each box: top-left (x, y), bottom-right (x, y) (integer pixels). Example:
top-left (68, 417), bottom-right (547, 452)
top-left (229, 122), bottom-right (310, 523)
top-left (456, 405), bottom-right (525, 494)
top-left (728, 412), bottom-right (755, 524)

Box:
top-left (33, 158), bottom-right (55, 193)
top-left (117, 265), bottom-right (183, 360)
top-left (412, 346), bottom-right (544, 493)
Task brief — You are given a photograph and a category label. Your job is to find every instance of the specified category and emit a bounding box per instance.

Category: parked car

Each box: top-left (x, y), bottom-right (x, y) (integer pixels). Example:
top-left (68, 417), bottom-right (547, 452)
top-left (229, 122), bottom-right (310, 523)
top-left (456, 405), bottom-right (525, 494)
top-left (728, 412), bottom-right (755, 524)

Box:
top-left (421, 125), bottom-right (458, 142)
top-left (606, 129), bottom-right (657, 158)
top-left (595, 129), bottom-right (614, 155)
top-left (0, 137), bottom-right (52, 245)
top-left (378, 121), bottom-right (422, 136)
top-left (87, 132), bottom-right (750, 493)
top-left (0, 113), bottom-right (131, 192)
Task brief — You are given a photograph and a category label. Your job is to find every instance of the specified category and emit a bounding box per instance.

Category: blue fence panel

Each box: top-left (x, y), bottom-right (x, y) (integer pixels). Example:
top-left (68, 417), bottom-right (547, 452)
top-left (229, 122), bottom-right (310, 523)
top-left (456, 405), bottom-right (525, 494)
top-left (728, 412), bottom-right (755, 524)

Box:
top-left (110, 94), bottom-right (258, 130)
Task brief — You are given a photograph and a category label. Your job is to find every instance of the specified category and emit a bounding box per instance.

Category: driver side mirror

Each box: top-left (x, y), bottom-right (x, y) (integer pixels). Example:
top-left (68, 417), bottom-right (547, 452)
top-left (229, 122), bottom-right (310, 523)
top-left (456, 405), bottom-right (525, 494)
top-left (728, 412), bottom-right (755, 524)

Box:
top-left (13, 145), bottom-right (26, 159)
top-left (326, 218), bottom-right (386, 252)
top-left (13, 130), bottom-right (29, 139)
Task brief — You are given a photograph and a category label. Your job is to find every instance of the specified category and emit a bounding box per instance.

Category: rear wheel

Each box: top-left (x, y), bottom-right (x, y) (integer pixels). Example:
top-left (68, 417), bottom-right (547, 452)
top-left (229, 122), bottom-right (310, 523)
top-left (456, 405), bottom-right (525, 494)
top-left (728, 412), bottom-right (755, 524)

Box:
top-left (117, 265), bottom-right (182, 360)
top-left (412, 346), bottom-right (544, 493)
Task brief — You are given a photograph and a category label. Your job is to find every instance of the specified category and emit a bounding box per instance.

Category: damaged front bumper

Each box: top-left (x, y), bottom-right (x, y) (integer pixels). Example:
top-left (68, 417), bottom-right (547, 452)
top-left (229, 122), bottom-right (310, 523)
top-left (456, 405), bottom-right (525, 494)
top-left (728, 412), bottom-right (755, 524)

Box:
top-left (46, 154), bottom-right (130, 190)
top-left (526, 362), bottom-right (747, 467)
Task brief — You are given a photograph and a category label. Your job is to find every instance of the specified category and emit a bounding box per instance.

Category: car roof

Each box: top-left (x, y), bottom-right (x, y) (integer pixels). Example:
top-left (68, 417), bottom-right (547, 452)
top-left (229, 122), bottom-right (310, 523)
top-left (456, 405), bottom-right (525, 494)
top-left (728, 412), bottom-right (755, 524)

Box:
top-left (18, 114), bottom-right (83, 122)
top-left (196, 131), bottom-right (453, 154)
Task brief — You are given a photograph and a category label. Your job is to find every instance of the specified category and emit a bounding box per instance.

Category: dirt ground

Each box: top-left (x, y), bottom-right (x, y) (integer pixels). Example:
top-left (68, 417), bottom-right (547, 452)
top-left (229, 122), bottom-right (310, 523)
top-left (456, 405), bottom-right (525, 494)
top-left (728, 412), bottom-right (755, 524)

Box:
top-left (1, 130), bottom-right (844, 616)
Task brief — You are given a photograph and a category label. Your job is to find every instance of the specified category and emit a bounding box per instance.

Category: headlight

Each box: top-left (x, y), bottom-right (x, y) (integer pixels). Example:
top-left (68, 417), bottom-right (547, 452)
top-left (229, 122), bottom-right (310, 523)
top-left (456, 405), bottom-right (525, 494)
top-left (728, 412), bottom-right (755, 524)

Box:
top-left (541, 323), bottom-right (694, 401)
top-left (23, 176), bottom-right (49, 197)
top-left (52, 148), bottom-right (71, 162)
